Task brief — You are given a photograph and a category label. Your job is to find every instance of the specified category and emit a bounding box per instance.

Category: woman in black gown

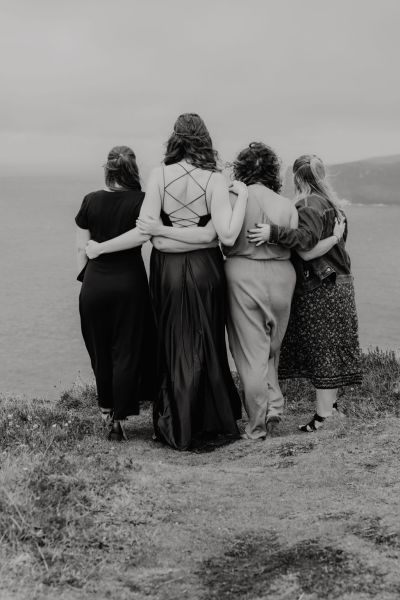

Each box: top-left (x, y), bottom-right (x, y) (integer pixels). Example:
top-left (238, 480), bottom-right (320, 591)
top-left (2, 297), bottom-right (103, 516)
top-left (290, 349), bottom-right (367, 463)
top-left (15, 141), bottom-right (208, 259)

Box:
top-left (86, 114), bottom-right (248, 450)
top-left (76, 146), bottom-right (154, 441)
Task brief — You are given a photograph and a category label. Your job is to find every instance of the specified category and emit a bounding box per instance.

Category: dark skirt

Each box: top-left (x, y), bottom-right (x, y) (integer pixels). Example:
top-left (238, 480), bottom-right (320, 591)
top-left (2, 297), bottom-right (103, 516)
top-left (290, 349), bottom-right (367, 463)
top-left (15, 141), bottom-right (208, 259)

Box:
top-left (79, 255), bottom-right (155, 419)
top-left (279, 277), bottom-right (363, 388)
top-left (150, 247), bottom-right (241, 450)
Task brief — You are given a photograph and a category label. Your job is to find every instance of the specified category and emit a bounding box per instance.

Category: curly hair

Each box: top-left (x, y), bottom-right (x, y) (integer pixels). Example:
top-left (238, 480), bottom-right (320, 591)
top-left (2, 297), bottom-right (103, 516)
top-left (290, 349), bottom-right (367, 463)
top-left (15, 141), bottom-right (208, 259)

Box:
top-left (104, 145), bottom-right (141, 190)
top-left (232, 142), bottom-right (282, 193)
top-left (164, 113), bottom-right (220, 171)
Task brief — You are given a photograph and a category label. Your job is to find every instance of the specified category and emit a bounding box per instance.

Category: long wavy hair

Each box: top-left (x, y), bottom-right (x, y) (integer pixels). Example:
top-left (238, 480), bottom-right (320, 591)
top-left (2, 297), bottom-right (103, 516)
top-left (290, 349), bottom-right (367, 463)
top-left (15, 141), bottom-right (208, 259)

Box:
top-left (293, 154), bottom-right (340, 217)
top-left (104, 145), bottom-right (141, 190)
top-left (164, 113), bottom-right (219, 171)
top-left (232, 142), bottom-right (282, 192)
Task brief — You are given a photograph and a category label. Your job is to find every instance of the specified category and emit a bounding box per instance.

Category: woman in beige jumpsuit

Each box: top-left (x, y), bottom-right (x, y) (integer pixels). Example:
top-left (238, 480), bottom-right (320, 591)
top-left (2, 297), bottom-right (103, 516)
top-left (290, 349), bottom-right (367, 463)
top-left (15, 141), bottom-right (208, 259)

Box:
top-left (224, 143), bottom-right (298, 439)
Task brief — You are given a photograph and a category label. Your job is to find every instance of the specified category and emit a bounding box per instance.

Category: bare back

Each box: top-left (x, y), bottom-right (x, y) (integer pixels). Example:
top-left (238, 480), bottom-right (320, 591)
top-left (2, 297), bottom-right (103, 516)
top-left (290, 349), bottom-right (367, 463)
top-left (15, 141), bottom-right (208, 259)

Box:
top-left (160, 161), bottom-right (213, 228)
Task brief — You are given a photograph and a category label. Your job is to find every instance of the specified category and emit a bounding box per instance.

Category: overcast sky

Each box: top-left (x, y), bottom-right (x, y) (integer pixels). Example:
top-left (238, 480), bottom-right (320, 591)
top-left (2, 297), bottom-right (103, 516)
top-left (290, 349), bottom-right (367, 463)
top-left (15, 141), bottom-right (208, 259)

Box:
top-left (1, 0), bottom-right (400, 177)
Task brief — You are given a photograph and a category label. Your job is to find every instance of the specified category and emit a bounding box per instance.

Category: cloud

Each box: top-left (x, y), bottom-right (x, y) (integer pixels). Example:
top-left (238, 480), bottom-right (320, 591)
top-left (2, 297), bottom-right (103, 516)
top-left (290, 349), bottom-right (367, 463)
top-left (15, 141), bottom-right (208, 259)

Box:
top-left (2, 0), bottom-right (400, 174)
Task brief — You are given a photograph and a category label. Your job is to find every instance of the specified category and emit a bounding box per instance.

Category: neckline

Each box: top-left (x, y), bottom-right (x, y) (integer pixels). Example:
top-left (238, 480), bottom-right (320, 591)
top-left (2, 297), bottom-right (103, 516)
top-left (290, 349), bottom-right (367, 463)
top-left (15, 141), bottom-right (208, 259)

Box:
top-left (102, 186), bottom-right (140, 193)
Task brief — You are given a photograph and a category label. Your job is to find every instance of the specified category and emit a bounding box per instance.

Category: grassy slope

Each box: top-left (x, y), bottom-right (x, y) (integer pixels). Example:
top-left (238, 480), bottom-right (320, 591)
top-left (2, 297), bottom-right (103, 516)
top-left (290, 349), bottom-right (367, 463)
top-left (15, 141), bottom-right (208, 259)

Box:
top-left (1, 349), bottom-right (400, 600)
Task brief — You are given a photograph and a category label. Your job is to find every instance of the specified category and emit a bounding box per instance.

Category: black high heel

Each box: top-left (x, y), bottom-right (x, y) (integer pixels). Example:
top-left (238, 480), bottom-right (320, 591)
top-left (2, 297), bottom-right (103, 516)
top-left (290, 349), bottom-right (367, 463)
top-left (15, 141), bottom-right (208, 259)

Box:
top-left (299, 413), bottom-right (325, 433)
top-left (107, 420), bottom-right (127, 441)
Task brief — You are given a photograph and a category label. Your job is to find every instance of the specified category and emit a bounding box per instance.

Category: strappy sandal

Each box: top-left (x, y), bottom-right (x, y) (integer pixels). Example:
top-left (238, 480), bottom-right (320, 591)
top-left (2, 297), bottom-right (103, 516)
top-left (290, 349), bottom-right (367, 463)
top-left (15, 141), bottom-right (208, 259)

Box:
top-left (299, 413), bottom-right (325, 433)
top-left (107, 420), bottom-right (127, 442)
top-left (266, 416), bottom-right (281, 435)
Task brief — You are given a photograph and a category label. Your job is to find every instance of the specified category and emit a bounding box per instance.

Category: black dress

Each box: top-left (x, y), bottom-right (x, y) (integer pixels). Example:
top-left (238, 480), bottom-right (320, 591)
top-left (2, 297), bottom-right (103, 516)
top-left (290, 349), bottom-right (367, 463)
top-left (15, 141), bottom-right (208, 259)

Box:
top-left (150, 164), bottom-right (241, 450)
top-left (75, 188), bottom-right (155, 420)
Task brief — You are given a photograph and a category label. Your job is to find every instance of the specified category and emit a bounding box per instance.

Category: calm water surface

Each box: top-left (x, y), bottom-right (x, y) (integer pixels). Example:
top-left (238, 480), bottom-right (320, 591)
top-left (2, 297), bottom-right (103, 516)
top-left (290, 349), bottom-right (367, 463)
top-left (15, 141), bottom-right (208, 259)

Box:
top-left (1, 177), bottom-right (399, 398)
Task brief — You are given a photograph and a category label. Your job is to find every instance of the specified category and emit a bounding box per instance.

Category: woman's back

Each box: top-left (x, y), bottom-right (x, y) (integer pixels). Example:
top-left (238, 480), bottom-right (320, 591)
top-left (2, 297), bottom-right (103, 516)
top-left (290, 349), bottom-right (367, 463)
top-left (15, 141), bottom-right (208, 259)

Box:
top-left (161, 162), bottom-right (213, 227)
top-left (224, 184), bottom-right (293, 259)
top-left (76, 188), bottom-right (145, 262)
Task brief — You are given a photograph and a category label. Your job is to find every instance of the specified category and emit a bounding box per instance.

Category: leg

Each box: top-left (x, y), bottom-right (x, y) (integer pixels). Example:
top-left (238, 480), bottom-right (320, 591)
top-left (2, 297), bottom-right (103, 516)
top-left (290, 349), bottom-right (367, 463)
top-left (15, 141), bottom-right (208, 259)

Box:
top-left (265, 261), bottom-right (297, 421)
top-left (110, 274), bottom-right (148, 421)
top-left (266, 355), bottom-right (284, 419)
top-left (79, 288), bottom-right (113, 411)
top-left (316, 388), bottom-right (337, 417)
top-left (299, 387), bottom-right (338, 432)
top-left (226, 264), bottom-right (270, 440)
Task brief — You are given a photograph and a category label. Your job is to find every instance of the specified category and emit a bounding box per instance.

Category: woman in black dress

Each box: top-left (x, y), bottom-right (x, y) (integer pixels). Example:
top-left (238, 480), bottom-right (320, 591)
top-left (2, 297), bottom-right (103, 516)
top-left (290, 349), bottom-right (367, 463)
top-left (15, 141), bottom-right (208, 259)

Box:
top-left (86, 114), bottom-right (248, 450)
top-left (76, 146), bottom-right (154, 441)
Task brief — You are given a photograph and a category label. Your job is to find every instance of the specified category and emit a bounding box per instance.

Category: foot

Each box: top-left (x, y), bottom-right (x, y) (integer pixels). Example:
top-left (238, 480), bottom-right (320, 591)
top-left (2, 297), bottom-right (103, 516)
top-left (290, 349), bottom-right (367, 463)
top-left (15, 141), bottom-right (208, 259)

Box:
top-left (240, 432), bottom-right (265, 441)
top-left (107, 421), bottom-right (127, 441)
top-left (266, 416), bottom-right (280, 435)
top-left (299, 413), bottom-right (326, 433)
top-left (100, 408), bottom-right (113, 426)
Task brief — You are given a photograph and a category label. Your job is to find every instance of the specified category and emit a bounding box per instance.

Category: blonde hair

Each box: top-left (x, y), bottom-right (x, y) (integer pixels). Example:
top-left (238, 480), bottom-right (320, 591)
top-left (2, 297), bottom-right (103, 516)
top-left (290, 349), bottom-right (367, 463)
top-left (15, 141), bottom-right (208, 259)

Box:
top-left (293, 154), bottom-right (340, 217)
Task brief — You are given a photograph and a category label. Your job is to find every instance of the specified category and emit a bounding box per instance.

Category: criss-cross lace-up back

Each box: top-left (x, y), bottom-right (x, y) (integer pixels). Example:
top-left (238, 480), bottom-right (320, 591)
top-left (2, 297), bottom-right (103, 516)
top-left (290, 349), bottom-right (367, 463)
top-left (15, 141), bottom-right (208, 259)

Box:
top-left (161, 163), bottom-right (213, 228)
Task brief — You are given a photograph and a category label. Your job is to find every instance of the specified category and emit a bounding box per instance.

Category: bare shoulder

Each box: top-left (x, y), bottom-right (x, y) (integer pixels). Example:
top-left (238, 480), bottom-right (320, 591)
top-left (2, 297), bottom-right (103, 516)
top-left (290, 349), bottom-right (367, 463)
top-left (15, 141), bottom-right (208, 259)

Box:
top-left (209, 171), bottom-right (228, 190)
top-left (145, 166), bottom-right (165, 192)
top-left (149, 165), bottom-right (163, 180)
top-left (277, 192), bottom-right (293, 208)
top-left (273, 192), bottom-right (294, 214)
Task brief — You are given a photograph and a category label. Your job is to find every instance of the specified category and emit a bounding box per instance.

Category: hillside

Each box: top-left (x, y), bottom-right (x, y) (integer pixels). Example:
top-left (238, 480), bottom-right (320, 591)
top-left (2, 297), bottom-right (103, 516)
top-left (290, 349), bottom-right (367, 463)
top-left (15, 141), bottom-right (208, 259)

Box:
top-left (1, 349), bottom-right (400, 599)
top-left (282, 154), bottom-right (400, 205)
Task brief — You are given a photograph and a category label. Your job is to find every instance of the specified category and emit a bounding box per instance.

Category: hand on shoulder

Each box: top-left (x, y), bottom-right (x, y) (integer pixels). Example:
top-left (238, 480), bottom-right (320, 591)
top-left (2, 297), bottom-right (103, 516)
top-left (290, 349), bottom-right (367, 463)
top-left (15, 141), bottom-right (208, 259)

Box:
top-left (333, 216), bottom-right (346, 241)
top-left (229, 180), bottom-right (248, 198)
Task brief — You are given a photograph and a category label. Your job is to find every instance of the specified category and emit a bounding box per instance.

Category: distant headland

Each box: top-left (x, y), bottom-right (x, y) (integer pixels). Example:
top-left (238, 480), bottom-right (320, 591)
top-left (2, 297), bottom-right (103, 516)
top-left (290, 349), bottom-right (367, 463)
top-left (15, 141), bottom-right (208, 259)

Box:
top-left (283, 154), bottom-right (400, 205)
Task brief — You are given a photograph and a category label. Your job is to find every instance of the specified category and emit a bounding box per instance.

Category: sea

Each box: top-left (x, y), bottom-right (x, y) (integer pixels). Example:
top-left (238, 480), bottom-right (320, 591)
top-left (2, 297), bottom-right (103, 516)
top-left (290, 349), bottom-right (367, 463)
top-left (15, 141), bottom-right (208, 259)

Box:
top-left (1, 176), bottom-right (399, 399)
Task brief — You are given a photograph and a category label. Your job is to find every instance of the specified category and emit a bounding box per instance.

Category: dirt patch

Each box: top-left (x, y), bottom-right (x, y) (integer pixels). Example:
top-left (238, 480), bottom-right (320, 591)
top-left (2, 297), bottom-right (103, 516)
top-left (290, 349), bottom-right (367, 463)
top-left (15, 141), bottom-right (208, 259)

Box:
top-left (199, 533), bottom-right (392, 599)
top-left (278, 439), bottom-right (317, 457)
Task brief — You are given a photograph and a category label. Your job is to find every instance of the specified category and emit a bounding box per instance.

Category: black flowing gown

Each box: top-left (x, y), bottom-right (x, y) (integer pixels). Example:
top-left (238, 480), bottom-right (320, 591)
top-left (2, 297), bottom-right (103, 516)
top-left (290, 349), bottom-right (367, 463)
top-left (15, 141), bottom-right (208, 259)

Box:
top-left (76, 188), bottom-right (155, 420)
top-left (150, 165), bottom-right (241, 450)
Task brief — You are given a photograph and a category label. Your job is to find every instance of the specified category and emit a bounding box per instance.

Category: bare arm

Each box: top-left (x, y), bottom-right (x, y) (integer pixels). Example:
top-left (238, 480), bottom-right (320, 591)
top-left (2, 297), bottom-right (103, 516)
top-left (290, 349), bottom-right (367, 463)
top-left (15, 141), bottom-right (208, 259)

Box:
top-left (210, 177), bottom-right (247, 246)
top-left (137, 217), bottom-right (217, 244)
top-left (152, 236), bottom-right (218, 253)
top-left (76, 227), bottom-right (91, 271)
top-left (136, 172), bottom-right (247, 247)
top-left (85, 168), bottom-right (164, 259)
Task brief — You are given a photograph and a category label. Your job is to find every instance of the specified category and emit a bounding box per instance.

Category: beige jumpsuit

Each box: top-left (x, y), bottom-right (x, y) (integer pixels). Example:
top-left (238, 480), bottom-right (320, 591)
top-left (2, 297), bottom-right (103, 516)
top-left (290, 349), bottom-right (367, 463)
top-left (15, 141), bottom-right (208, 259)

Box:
top-left (224, 185), bottom-right (296, 439)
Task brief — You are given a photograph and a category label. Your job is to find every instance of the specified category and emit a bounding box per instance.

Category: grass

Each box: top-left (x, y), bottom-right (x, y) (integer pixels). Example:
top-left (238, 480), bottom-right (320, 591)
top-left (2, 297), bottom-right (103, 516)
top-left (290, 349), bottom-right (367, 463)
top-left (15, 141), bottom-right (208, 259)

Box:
top-left (0, 348), bottom-right (399, 600)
